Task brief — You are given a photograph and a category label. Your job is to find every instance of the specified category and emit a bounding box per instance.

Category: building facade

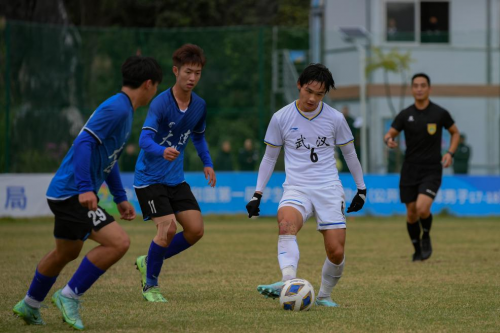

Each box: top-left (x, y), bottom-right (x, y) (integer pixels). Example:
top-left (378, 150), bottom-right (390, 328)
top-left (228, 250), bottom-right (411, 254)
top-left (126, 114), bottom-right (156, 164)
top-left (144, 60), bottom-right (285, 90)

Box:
top-left (318, 0), bottom-right (500, 174)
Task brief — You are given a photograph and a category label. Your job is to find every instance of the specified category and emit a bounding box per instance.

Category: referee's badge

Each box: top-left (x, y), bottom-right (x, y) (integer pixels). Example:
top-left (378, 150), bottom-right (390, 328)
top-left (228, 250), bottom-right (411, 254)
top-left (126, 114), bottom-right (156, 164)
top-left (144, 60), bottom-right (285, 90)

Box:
top-left (427, 123), bottom-right (437, 135)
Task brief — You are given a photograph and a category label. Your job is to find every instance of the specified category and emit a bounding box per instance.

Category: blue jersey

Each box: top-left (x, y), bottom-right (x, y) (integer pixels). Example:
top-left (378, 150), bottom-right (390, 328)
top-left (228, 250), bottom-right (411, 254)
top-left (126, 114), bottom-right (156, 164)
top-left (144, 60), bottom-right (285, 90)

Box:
top-left (134, 88), bottom-right (207, 187)
top-left (47, 92), bottom-right (133, 199)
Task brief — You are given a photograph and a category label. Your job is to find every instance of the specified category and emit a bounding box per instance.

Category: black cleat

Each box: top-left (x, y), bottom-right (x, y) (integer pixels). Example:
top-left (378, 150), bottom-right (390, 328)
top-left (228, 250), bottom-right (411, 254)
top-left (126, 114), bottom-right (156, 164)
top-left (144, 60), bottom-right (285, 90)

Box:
top-left (421, 237), bottom-right (433, 260)
top-left (412, 252), bottom-right (422, 262)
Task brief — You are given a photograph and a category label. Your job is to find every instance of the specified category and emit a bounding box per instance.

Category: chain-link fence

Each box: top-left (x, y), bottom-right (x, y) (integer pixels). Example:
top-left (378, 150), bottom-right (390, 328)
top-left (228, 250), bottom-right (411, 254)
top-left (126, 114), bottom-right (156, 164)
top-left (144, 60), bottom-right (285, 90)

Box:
top-left (0, 21), bottom-right (308, 173)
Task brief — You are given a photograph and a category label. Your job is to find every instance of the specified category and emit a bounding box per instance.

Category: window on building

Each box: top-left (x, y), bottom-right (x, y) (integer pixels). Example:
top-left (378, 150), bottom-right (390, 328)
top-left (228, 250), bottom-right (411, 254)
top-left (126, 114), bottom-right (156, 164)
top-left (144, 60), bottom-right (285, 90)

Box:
top-left (420, 1), bottom-right (449, 43)
top-left (386, 2), bottom-right (416, 42)
top-left (385, 0), bottom-right (449, 44)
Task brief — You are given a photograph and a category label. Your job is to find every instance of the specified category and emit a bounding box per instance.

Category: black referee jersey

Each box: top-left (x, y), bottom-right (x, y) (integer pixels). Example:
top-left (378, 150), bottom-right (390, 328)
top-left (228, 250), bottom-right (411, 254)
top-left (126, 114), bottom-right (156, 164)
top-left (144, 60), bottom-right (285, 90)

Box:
top-left (392, 101), bottom-right (455, 165)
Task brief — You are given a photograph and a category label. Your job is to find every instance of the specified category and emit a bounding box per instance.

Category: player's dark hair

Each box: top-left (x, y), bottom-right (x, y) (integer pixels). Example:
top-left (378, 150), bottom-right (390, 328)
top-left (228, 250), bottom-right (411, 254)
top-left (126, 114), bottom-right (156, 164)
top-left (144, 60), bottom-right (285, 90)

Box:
top-left (121, 56), bottom-right (163, 89)
top-left (297, 63), bottom-right (335, 93)
top-left (172, 44), bottom-right (206, 68)
top-left (412, 73), bottom-right (431, 86)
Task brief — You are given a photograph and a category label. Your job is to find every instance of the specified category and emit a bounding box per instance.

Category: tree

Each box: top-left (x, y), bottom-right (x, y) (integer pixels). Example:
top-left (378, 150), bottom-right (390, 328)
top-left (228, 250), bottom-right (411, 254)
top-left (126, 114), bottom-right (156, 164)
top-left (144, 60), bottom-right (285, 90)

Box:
top-left (62, 0), bottom-right (309, 28)
top-left (366, 47), bottom-right (414, 172)
top-left (366, 47), bottom-right (414, 117)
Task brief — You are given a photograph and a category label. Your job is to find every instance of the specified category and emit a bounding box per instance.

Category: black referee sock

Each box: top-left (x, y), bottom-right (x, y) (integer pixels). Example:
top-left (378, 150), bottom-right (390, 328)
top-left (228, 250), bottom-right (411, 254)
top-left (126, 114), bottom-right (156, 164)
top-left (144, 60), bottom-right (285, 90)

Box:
top-left (407, 221), bottom-right (421, 253)
top-left (420, 214), bottom-right (433, 239)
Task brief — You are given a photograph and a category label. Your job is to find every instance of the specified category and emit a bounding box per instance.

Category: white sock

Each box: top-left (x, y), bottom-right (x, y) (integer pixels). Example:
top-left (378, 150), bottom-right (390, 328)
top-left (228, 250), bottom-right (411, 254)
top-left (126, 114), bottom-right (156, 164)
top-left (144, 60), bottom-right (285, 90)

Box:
top-left (62, 284), bottom-right (79, 299)
top-left (281, 265), bottom-right (296, 281)
top-left (278, 235), bottom-right (299, 281)
top-left (24, 295), bottom-right (41, 309)
top-left (318, 256), bottom-right (344, 299)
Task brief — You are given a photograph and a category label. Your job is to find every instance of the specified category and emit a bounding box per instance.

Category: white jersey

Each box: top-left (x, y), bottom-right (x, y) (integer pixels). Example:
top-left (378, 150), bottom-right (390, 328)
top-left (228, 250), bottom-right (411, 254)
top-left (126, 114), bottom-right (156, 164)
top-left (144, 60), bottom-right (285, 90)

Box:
top-left (264, 101), bottom-right (354, 188)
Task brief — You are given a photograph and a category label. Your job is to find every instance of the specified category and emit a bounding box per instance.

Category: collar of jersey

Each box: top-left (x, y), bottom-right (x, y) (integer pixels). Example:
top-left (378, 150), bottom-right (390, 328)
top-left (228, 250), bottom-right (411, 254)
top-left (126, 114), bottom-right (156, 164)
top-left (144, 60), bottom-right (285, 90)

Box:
top-left (170, 87), bottom-right (192, 113)
top-left (119, 91), bottom-right (133, 110)
top-left (295, 101), bottom-right (323, 121)
top-left (414, 100), bottom-right (432, 112)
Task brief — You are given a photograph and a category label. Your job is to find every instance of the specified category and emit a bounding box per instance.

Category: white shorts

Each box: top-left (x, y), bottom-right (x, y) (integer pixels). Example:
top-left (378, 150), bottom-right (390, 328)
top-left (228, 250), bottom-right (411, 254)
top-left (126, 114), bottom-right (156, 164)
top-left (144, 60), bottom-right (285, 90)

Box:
top-left (278, 184), bottom-right (346, 230)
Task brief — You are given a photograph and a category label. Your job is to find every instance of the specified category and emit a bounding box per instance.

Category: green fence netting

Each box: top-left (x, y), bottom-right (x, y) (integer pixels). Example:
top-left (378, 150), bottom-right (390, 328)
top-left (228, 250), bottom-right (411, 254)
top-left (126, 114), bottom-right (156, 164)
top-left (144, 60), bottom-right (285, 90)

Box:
top-left (0, 21), bottom-right (308, 173)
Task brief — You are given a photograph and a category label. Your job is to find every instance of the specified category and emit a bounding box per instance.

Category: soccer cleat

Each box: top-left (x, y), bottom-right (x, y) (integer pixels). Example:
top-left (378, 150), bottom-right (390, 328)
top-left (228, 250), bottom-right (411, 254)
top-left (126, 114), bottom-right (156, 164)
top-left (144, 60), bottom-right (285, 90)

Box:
top-left (256, 281), bottom-right (284, 299)
top-left (421, 237), bottom-right (433, 260)
top-left (52, 289), bottom-right (84, 330)
top-left (135, 255), bottom-right (147, 288)
top-left (315, 297), bottom-right (339, 307)
top-left (13, 300), bottom-right (45, 325)
top-left (142, 286), bottom-right (168, 303)
top-left (412, 252), bottom-right (423, 262)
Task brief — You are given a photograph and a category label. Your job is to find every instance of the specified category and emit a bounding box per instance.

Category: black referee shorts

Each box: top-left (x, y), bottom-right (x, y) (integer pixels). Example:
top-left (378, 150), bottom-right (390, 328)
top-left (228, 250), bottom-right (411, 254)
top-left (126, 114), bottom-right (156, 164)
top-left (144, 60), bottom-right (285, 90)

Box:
top-left (135, 182), bottom-right (200, 221)
top-left (48, 195), bottom-right (115, 241)
top-left (399, 162), bottom-right (443, 203)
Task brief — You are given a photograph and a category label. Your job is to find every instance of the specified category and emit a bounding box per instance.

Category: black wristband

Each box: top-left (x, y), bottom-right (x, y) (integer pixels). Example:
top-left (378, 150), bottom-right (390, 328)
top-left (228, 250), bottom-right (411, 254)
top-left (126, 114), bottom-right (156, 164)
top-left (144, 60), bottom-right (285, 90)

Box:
top-left (253, 192), bottom-right (262, 199)
top-left (447, 151), bottom-right (454, 157)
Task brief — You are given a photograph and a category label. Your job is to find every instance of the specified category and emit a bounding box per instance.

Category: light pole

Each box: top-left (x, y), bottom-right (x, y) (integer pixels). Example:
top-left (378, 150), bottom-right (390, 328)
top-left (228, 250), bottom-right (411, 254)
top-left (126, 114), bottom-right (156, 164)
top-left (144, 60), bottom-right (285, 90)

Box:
top-left (310, 0), bottom-right (324, 63)
top-left (338, 27), bottom-right (370, 173)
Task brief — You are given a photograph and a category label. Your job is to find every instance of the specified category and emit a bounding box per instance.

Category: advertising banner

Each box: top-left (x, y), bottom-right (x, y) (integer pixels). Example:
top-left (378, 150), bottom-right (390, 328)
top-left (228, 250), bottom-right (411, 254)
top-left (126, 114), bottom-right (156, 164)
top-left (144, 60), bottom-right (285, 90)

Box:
top-left (1, 173), bottom-right (499, 218)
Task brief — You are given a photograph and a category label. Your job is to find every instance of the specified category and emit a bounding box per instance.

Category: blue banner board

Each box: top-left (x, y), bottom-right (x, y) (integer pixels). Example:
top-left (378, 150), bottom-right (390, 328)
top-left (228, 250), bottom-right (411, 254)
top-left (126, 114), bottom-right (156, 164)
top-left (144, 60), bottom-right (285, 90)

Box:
top-left (96, 172), bottom-right (500, 217)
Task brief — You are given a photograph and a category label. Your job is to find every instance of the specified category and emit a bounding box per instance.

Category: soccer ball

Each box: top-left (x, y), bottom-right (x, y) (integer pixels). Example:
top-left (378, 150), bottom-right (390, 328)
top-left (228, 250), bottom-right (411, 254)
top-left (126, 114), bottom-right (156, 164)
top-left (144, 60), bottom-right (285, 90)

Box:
top-left (279, 278), bottom-right (315, 311)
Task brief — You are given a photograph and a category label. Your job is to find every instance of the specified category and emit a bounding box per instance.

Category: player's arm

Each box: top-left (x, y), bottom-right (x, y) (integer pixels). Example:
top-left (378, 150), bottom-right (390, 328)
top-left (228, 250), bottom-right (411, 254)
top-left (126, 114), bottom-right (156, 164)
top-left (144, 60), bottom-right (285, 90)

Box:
top-left (442, 124), bottom-right (460, 168)
top-left (140, 98), bottom-right (179, 161)
top-left (139, 129), bottom-right (179, 161)
top-left (105, 163), bottom-right (127, 204)
top-left (334, 114), bottom-right (367, 213)
top-left (73, 130), bottom-right (99, 211)
top-left (77, 105), bottom-right (128, 211)
top-left (246, 114), bottom-right (283, 217)
top-left (246, 144), bottom-right (281, 218)
top-left (192, 106), bottom-right (215, 186)
top-left (339, 143), bottom-right (367, 213)
top-left (339, 143), bottom-right (365, 190)
top-left (256, 145), bottom-right (281, 194)
top-left (106, 163), bottom-right (136, 220)
top-left (383, 127), bottom-right (400, 149)
top-left (191, 131), bottom-right (216, 187)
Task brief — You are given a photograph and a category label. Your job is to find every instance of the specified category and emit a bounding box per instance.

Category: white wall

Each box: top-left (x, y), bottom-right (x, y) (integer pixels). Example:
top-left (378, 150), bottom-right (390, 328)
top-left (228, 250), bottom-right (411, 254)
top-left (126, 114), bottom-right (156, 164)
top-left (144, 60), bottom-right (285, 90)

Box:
top-left (369, 47), bottom-right (500, 85)
top-left (451, 0), bottom-right (500, 48)
top-left (322, 0), bottom-right (500, 174)
top-left (325, 0), bottom-right (500, 85)
top-left (324, 0), bottom-right (367, 51)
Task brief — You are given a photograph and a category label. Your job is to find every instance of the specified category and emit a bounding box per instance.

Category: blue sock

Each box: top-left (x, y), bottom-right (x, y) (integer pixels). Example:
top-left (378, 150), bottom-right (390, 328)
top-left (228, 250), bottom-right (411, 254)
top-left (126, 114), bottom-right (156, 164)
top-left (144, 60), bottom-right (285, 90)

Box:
top-left (146, 241), bottom-right (168, 287)
top-left (67, 256), bottom-right (105, 296)
top-left (26, 269), bottom-right (58, 302)
top-left (163, 232), bottom-right (192, 260)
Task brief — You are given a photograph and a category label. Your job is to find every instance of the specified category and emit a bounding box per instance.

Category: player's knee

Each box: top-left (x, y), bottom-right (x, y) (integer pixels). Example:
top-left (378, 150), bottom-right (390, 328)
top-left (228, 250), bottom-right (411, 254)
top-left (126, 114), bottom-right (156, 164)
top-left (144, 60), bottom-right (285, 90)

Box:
top-left (104, 231), bottom-right (130, 256)
top-left (55, 248), bottom-right (80, 263)
top-left (326, 247), bottom-right (344, 264)
top-left (186, 224), bottom-right (204, 242)
top-left (167, 222), bottom-right (177, 239)
top-left (416, 206), bottom-right (431, 218)
top-left (407, 211), bottom-right (418, 222)
top-left (115, 233), bottom-right (130, 255)
top-left (156, 230), bottom-right (169, 245)
top-left (64, 252), bottom-right (80, 263)
top-left (278, 218), bottom-right (296, 235)
top-left (155, 217), bottom-right (175, 244)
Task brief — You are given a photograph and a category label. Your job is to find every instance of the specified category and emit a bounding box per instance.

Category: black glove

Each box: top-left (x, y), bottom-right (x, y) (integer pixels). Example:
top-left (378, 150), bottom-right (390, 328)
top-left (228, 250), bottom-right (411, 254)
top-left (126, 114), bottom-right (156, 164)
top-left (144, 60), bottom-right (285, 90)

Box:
top-left (347, 188), bottom-right (367, 213)
top-left (246, 192), bottom-right (262, 218)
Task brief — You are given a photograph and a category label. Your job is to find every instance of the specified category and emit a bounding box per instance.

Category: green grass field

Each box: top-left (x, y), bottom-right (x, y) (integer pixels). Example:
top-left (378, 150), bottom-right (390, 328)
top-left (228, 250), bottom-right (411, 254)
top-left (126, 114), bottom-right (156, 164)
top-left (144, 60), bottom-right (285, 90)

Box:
top-left (1, 215), bottom-right (499, 332)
